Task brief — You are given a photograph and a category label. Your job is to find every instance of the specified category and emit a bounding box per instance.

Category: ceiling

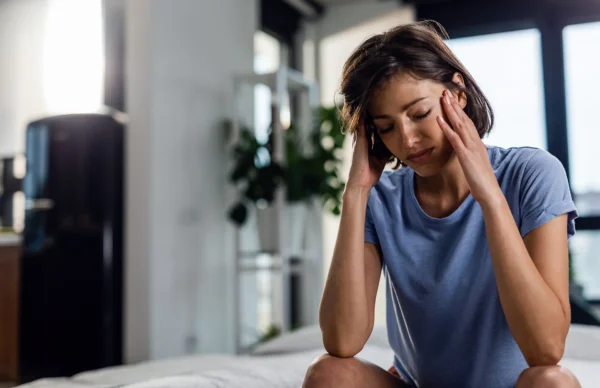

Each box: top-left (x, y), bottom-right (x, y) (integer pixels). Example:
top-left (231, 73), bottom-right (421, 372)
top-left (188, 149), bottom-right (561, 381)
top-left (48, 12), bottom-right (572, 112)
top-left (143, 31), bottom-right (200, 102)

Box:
top-left (312, 0), bottom-right (367, 5)
top-left (313, 0), bottom-right (453, 6)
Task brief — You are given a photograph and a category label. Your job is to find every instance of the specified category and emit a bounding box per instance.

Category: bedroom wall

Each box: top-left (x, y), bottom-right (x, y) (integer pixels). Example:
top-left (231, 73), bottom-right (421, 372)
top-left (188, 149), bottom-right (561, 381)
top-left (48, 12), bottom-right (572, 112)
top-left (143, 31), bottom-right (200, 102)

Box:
top-left (125, 0), bottom-right (258, 362)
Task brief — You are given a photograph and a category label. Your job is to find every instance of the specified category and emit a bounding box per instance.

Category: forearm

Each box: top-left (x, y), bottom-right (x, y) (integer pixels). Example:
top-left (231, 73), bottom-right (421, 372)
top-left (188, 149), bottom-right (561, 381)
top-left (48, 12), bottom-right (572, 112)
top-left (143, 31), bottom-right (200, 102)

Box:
top-left (319, 188), bottom-right (371, 356)
top-left (481, 194), bottom-right (569, 366)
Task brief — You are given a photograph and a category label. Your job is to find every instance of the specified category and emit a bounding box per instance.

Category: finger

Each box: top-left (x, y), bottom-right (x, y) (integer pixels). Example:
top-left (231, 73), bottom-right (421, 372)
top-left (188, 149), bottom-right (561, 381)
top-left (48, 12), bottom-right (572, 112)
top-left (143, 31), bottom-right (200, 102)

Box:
top-left (441, 91), bottom-right (464, 133)
top-left (437, 115), bottom-right (464, 153)
top-left (448, 91), bottom-right (479, 141)
top-left (447, 90), bottom-right (466, 118)
top-left (353, 124), bottom-right (365, 146)
top-left (443, 90), bottom-right (473, 145)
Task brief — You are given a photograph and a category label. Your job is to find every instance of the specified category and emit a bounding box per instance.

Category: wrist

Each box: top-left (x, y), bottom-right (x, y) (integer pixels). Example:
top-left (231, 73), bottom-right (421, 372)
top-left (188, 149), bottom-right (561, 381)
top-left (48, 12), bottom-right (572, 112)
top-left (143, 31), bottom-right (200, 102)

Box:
top-left (342, 186), bottom-right (371, 206)
top-left (479, 188), bottom-right (507, 214)
top-left (343, 185), bottom-right (371, 199)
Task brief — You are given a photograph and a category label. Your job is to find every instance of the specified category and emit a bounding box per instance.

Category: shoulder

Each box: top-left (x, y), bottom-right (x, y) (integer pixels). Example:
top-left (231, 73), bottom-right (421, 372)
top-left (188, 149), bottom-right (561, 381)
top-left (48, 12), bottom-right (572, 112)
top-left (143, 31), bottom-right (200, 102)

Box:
top-left (367, 168), bottom-right (410, 209)
top-left (488, 145), bottom-right (544, 167)
top-left (371, 168), bottom-right (410, 196)
top-left (489, 146), bottom-right (578, 238)
top-left (488, 145), bottom-right (565, 179)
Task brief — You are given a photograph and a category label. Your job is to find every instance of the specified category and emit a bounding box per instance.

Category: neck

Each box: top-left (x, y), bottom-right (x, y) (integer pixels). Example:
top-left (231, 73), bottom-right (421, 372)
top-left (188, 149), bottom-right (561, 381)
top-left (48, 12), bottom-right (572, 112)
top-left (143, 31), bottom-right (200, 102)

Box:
top-left (414, 153), bottom-right (470, 204)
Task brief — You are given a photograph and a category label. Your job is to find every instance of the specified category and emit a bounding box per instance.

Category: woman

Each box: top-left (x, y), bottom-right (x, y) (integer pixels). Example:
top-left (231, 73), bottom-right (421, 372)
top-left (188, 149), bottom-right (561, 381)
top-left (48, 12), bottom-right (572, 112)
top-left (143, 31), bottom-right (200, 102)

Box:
top-left (303, 21), bottom-right (581, 387)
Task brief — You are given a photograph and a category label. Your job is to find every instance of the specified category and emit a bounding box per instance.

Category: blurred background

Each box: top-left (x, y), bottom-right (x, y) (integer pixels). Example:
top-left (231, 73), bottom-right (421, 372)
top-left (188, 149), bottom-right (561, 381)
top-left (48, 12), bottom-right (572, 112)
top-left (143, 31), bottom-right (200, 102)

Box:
top-left (0, 0), bottom-right (599, 385)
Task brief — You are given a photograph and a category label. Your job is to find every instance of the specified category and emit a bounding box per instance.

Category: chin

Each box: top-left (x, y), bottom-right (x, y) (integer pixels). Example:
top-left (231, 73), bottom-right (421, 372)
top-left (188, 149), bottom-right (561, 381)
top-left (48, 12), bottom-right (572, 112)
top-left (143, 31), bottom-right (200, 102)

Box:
top-left (407, 155), bottom-right (452, 177)
top-left (410, 164), bottom-right (443, 178)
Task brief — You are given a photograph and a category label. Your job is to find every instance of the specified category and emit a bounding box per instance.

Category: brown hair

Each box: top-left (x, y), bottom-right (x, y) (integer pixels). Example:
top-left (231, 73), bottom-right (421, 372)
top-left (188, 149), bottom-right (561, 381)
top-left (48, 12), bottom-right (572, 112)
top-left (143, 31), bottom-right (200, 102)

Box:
top-left (339, 20), bottom-right (494, 168)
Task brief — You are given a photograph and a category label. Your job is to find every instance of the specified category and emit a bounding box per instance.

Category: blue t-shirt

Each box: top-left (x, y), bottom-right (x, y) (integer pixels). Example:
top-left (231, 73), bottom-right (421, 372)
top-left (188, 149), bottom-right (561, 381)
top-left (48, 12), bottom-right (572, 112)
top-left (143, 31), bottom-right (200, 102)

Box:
top-left (365, 146), bottom-right (578, 388)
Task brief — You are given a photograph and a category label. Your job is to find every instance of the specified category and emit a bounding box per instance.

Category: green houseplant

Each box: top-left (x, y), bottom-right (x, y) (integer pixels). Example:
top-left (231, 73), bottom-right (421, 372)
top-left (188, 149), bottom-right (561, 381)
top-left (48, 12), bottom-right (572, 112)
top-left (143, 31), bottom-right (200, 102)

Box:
top-left (226, 106), bottom-right (346, 226)
top-left (226, 126), bottom-right (284, 226)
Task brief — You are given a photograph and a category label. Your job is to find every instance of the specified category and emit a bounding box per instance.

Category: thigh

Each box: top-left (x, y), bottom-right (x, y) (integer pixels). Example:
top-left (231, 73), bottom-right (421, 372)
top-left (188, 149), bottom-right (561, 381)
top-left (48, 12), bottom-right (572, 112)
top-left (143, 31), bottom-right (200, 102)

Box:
top-left (303, 354), bottom-right (410, 388)
top-left (345, 357), bottom-right (411, 388)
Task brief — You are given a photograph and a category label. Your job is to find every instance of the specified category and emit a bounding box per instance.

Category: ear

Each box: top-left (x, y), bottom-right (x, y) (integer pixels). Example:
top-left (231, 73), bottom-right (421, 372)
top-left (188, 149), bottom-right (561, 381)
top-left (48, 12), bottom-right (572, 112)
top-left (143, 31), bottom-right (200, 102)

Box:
top-left (451, 72), bottom-right (467, 109)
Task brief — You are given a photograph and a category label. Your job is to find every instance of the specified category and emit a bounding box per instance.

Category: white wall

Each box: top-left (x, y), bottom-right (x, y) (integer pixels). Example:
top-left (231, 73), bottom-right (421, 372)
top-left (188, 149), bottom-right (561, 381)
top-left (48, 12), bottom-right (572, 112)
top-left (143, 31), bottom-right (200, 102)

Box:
top-left (0, 0), bottom-right (48, 157)
top-left (124, 0), bottom-right (152, 363)
top-left (315, 4), bottom-right (416, 326)
top-left (125, 0), bottom-right (258, 362)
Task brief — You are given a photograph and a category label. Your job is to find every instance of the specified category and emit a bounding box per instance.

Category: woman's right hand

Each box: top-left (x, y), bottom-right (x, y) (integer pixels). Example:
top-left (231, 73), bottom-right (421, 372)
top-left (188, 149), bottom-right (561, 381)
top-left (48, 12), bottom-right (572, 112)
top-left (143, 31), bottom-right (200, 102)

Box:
top-left (346, 126), bottom-right (388, 192)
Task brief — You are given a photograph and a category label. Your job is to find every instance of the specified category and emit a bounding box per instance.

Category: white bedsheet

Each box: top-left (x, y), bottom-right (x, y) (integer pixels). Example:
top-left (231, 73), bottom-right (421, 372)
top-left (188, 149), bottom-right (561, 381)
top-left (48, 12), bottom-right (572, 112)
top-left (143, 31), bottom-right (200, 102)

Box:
top-left (17, 347), bottom-right (389, 388)
top-left (17, 325), bottom-right (600, 388)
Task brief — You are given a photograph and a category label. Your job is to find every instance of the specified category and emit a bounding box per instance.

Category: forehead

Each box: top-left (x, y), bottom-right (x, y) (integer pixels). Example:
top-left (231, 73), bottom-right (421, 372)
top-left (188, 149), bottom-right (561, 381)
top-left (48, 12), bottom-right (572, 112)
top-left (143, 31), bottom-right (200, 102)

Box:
top-left (369, 73), bottom-right (441, 113)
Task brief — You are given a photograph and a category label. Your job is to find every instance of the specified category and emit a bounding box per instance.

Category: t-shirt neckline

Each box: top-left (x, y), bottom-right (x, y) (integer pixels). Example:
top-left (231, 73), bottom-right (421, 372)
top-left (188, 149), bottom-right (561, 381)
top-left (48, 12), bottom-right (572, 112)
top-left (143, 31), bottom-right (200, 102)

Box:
top-left (406, 147), bottom-right (494, 224)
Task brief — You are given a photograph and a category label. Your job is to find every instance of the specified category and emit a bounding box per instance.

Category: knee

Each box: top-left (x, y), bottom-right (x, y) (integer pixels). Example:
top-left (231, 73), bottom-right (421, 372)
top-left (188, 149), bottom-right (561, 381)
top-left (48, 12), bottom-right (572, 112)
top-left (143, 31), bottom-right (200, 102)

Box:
top-left (303, 354), bottom-right (358, 388)
top-left (516, 365), bottom-right (581, 388)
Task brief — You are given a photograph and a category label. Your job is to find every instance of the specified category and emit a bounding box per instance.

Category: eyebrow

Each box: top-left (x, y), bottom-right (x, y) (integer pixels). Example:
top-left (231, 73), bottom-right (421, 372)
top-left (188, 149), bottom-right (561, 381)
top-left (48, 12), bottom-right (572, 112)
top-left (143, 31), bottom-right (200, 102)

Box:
top-left (371, 96), bottom-right (427, 120)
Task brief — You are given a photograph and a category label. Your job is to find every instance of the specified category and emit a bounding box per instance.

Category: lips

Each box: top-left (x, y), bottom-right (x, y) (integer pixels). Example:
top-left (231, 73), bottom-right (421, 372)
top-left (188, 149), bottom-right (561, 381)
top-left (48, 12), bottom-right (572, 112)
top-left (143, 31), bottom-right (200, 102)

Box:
top-left (407, 148), bottom-right (434, 162)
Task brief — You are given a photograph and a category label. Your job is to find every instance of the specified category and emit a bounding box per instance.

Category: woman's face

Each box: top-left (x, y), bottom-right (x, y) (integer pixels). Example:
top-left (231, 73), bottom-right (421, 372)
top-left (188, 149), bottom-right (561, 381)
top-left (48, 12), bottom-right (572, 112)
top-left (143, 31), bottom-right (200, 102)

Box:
top-left (368, 72), bottom-right (466, 177)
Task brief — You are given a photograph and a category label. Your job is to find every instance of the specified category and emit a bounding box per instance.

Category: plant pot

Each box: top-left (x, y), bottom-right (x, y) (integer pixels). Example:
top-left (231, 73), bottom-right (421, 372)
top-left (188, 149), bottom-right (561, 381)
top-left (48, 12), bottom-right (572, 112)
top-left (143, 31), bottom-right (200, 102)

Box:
top-left (256, 206), bottom-right (279, 253)
top-left (255, 203), bottom-right (308, 256)
top-left (286, 202), bottom-right (308, 258)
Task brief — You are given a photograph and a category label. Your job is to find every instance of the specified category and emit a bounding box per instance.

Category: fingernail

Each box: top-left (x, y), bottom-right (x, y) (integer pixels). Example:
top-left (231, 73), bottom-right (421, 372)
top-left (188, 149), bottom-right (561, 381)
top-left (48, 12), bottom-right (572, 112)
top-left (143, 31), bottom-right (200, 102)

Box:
top-left (444, 94), bottom-right (451, 104)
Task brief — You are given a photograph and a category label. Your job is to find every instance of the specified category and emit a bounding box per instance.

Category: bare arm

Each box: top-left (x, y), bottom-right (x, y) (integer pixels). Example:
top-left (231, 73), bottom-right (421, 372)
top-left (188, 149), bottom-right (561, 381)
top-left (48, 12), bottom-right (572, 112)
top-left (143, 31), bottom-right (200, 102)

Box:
top-left (319, 188), bottom-right (383, 358)
top-left (482, 197), bottom-right (570, 366)
top-left (438, 90), bottom-right (571, 367)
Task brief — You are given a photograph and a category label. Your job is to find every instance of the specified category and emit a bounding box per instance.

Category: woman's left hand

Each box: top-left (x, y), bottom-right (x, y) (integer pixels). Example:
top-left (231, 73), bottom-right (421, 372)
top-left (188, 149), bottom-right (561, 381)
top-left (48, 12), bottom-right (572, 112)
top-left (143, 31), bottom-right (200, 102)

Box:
top-left (436, 89), bottom-right (502, 207)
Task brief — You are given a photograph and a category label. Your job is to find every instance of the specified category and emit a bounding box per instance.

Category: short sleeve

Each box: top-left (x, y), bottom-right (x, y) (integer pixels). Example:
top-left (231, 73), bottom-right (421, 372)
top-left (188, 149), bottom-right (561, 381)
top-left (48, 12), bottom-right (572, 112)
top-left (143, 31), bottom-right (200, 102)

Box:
top-left (365, 193), bottom-right (380, 246)
top-left (519, 149), bottom-right (578, 239)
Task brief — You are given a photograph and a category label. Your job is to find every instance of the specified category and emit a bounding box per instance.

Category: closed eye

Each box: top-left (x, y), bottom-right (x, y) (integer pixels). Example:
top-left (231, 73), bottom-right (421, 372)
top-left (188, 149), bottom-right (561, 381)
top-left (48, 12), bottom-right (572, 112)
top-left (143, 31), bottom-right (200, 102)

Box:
top-left (377, 125), bottom-right (393, 135)
top-left (414, 109), bottom-right (432, 121)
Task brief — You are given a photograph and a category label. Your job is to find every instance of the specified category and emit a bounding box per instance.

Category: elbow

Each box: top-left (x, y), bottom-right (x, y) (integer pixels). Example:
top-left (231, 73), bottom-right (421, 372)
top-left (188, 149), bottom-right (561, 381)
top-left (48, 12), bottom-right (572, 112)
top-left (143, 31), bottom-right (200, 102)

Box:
top-left (321, 328), bottom-right (367, 359)
top-left (323, 339), bottom-right (365, 359)
top-left (319, 316), bottom-right (371, 359)
top-left (525, 341), bottom-right (565, 367)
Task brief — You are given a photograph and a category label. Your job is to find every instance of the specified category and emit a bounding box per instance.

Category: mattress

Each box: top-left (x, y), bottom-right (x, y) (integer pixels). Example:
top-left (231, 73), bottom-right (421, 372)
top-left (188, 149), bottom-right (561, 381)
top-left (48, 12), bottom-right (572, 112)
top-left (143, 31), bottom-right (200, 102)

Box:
top-left (17, 324), bottom-right (600, 388)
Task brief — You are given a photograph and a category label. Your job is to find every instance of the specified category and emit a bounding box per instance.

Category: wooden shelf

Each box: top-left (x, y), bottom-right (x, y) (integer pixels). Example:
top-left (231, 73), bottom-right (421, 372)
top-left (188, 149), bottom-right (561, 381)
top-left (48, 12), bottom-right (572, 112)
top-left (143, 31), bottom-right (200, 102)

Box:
top-left (231, 66), bottom-right (322, 354)
top-left (0, 243), bottom-right (21, 382)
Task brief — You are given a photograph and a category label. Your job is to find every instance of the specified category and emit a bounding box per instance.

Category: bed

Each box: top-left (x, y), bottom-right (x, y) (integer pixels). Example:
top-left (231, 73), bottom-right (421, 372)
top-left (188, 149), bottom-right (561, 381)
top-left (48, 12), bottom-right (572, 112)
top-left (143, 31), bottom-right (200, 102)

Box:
top-left (17, 324), bottom-right (600, 387)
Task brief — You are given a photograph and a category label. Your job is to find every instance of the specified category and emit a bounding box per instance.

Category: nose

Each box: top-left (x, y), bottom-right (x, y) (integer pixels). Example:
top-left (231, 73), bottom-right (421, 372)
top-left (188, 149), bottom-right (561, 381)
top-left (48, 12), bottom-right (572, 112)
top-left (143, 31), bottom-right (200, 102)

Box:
top-left (398, 120), bottom-right (419, 149)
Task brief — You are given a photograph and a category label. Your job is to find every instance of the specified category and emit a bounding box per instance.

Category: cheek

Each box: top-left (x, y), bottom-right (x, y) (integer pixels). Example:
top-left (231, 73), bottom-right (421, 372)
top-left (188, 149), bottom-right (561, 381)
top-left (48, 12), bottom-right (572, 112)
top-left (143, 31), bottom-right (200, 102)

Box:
top-left (421, 116), bottom-right (445, 139)
top-left (379, 133), bottom-right (402, 154)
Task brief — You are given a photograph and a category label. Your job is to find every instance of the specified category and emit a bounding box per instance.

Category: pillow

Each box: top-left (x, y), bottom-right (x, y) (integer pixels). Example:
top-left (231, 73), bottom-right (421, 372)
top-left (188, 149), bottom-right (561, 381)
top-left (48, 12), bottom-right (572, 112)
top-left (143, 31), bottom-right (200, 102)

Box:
top-left (251, 325), bottom-right (390, 355)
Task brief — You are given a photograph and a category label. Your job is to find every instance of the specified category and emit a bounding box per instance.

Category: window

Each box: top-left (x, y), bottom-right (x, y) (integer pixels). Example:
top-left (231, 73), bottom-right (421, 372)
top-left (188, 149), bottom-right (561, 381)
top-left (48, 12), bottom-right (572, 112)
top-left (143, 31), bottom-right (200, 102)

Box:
top-left (446, 29), bottom-right (547, 150)
top-left (563, 22), bottom-right (600, 217)
top-left (253, 31), bottom-right (291, 143)
top-left (563, 21), bottom-right (600, 303)
top-left (570, 231), bottom-right (600, 300)
top-left (254, 31), bottom-right (281, 144)
top-left (44, 0), bottom-right (104, 113)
